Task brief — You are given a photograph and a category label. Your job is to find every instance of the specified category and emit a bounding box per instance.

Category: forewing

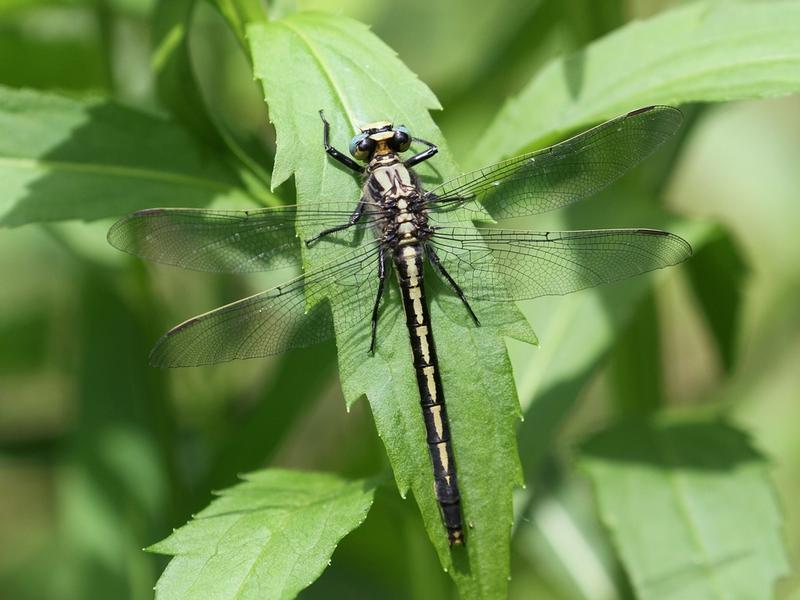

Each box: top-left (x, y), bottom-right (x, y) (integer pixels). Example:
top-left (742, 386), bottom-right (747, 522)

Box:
top-left (429, 227), bottom-right (692, 302)
top-left (107, 202), bottom-right (381, 273)
top-left (427, 106), bottom-right (682, 222)
top-left (149, 241), bottom-right (382, 367)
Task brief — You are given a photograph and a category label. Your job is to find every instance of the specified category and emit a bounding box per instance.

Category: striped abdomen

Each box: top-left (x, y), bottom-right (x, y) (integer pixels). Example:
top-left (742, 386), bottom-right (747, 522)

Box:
top-left (394, 243), bottom-right (464, 546)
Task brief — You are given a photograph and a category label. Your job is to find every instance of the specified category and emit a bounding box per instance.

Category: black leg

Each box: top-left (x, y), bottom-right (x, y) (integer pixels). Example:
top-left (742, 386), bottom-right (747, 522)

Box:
top-left (320, 110), bottom-right (364, 174)
top-left (405, 136), bottom-right (438, 168)
top-left (369, 246), bottom-right (388, 354)
top-left (305, 196), bottom-right (366, 247)
top-left (426, 244), bottom-right (480, 327)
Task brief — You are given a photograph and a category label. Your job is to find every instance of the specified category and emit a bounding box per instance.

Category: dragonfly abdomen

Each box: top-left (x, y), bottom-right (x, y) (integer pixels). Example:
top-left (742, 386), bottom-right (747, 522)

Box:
top-left (394, 243), bottom-right (465, 546)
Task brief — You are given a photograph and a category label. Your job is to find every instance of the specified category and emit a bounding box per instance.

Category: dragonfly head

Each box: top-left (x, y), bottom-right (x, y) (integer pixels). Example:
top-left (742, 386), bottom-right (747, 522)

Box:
top-left (350, 122), bottom-right (412, 161)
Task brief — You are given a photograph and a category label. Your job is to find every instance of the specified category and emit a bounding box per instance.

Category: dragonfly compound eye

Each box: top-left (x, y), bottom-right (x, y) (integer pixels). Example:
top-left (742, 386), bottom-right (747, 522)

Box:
top-left (390, 126), bottom-right (412, 152)
top-left (349, 134), bottom-right (375, 161)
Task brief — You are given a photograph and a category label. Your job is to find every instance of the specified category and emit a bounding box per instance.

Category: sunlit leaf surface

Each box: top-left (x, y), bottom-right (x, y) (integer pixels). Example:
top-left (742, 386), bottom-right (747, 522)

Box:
top-left (250, 12), bottom-right (536, 598)
top-left (149, 470), bottom-right (376, 600)
top-left (580, 418), bottom-right (789, 599)
top-left (473, 1), bottom-right (800, 165)
top-left (0, 86), bottom-right (257, 226)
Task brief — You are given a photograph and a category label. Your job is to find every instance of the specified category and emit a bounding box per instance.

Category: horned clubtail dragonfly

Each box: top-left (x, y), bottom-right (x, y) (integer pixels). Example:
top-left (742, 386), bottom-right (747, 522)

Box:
top-left (108, 105), bottom-right (692, 546)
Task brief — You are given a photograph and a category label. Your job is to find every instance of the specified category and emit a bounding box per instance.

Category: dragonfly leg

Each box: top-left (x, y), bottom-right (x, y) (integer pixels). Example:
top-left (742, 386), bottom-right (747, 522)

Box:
top-left (426, 245), bottom-right (480, 327)
top-left (305, 196), bottom-right (366, 247)
top-left (369, 246), bottom-right (388, 354)
top-left (320, 110), bottom-right (364, 174)
top-left (405, 136), bottom-right (438, 168)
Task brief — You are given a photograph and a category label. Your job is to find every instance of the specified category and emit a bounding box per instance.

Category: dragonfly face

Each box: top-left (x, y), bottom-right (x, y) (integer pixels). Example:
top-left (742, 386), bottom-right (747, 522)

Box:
top-left (349, 122), bottom-right (412, 161)
top-left (108, 105), bottom-right (693, 547)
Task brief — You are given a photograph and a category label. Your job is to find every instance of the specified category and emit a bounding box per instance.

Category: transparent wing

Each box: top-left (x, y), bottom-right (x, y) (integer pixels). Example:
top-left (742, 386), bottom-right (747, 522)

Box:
top-left (429, 227), bottom-right (692, 302)
top-left (149, 241), bottom-right (382, 367)
top-left (427, 106), bottom-right (682, 222)
top-left (107, 201), bottom-right (383, 273)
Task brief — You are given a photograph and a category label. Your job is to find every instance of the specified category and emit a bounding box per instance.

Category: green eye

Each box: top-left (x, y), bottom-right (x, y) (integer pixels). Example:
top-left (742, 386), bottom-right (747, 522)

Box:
top-left (349, 134), bottom-right (375, 160)
top-left (349, 133), bottom-right (366, 158)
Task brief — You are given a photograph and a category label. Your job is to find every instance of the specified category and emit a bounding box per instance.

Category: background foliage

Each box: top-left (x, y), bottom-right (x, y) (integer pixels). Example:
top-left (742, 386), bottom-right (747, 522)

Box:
top-left (0, 0), bottom-right (798, 598)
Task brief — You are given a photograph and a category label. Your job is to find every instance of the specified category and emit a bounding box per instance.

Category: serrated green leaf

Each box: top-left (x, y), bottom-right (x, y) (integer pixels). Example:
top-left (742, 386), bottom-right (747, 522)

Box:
top-left (472, 1), bottom-right (800, 165)
top-left (249, 11), bottom-right (536, 598)
top-left (580, 418), bottom-right (789, 600)
top-left (0, 86), bottom-right (259, 226)
top-left (149, 470), bottom-right (376, 600)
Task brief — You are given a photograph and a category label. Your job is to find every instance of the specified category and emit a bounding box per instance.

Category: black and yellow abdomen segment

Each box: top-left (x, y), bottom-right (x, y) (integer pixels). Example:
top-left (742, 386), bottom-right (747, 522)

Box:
top-left (394, 243), bottom-right (465, 546)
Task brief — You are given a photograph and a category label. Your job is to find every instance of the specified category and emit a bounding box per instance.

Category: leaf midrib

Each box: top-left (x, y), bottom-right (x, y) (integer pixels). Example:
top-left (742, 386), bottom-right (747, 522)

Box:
top-left (277, 18), bottom-right (360, 130)
top-left (0, 156), bottom-right (235, 192)
top-left (655, 431), bottom-right (726, 599)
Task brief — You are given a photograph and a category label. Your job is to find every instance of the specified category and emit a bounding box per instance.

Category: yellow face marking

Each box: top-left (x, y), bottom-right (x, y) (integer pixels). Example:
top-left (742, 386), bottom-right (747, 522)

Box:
top-left (397, 199), bottom-right (408, 210)
top-left (430, 404), bottom-right (444, 439)
top-left (437, 442), bottom-right (449, 472)
top-left (369, 131), bottom-right (393, 142)
top-left (360, 120), bottom-right (391, 131)
top-left (416, 325), bottom-right (430, 363)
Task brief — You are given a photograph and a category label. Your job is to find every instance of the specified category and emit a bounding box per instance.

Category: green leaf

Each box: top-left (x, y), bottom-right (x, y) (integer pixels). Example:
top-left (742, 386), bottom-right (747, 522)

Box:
top-left (250, 11), bottom-right (536, 598)
top-left (608, 290), bottom-right (663, 415)
top-left (0, 86), bottom-right (262, 226)
top-left (152, 0), bottom-right (275, 203)
top-left (148, 470), bottom-right (377, 600)
top-left (514, 213), bottom-right (712, 480)
top-left (210, 0), bottom-right (267, 49)
top-left (580, 418), bottom-right (789, 599)
top-left (472, 1), bottom-right (800, 165)
top-left (51, 268), bottom-right (174, 599)
top-left (153, 0), bottom-right (224, 147)
top-left (685, 224), bottom-right (747, 372)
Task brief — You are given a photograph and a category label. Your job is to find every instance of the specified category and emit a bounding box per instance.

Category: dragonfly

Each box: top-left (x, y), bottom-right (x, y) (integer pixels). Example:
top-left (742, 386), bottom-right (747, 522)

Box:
top-left (108, 105), bottom-right (692, 547)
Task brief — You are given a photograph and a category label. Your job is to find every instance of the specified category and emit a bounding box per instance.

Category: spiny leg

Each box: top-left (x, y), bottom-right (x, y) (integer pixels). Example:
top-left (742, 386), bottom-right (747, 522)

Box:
top-left (405, 136), bottom-right (438, 168)
top-left (369, 246), bottom-right (388, 354)
top-left (319, 110), bottom-right (364, 174)
top-left (426, 244), bottom-right (480, 326)
top-left (305, 196), bottom-right (366, 247)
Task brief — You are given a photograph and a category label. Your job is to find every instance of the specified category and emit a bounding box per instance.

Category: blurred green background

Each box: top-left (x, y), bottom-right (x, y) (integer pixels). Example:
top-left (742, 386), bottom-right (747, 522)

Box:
top-left (1, 0), bottom-right (798, 598)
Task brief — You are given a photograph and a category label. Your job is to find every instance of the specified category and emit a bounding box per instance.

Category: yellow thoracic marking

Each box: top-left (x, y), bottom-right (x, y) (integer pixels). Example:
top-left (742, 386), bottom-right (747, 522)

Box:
top-left (436, 442), bottom-right (449, 472)
top-left (402, 246), bottom-right (416, 258)
top-left (397, 199), bottom-right (408, 210)
top-left (423, 366), bottom-right (437, 401)
top-left (416, 325), bottom-right (430, 363)
top-left (373, 168), bottom-right (392, 191)
top-left (372, 164), bottom-right (413, 197)
top-left (396, 164), bottom-right (412, 186)
top-left (430, 404), bottom-right (444, 439)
